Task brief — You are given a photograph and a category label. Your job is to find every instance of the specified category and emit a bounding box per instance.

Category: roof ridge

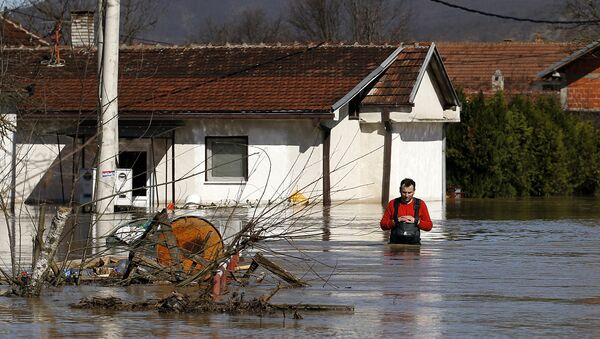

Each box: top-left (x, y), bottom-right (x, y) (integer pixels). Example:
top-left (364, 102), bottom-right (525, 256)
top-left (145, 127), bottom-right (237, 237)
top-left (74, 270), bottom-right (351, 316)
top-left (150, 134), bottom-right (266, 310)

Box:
top-left (435, 40), bottom-right (577, 46)
top-left (1, 14), bottom-right (50, 46)
top-left (118, 42), bottom-right (406, 50)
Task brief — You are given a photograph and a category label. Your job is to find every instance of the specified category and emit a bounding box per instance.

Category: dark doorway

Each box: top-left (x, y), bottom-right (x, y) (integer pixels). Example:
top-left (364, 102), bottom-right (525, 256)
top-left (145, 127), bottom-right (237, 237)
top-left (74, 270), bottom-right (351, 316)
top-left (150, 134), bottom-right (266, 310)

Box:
top-left (119, 151), bottom-right (147, 197)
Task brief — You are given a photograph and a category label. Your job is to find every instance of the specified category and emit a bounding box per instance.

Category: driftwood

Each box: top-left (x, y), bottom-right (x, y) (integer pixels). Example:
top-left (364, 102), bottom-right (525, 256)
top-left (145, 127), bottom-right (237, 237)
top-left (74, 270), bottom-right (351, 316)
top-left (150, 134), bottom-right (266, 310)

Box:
top-left (125, 253), bottom-right (175, 282)
top-left (29, 207), bottom-right (71, 296)
top-left (252, 253), bottom-right (309, 287)
top-left (271, 304), bottom-right (354, 312)
top-left (122, 209), bottom-right (169, 281)
top-left (72, 294), bottom-right (354, 316)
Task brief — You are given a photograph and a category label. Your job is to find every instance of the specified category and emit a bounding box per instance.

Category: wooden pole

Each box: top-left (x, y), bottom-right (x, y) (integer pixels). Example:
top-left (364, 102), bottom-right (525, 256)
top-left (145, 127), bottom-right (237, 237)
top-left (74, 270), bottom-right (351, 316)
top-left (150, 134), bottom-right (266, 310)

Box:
top-left (321, 125), bottom-right (331, 206)
top-left (381, 108), bottom-right (392, 207)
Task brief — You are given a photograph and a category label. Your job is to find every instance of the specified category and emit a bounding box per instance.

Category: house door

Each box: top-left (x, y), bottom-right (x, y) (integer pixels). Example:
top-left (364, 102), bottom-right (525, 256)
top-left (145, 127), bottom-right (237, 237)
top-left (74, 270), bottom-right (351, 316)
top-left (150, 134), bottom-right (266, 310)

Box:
top-left (119, 151), bottom-right (147, 207)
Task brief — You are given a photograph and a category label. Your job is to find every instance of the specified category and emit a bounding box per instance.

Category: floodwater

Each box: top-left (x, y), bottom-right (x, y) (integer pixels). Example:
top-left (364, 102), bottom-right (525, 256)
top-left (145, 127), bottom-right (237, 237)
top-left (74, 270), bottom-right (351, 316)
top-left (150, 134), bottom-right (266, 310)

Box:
top-left (1, 197), bottom-right (600, 338)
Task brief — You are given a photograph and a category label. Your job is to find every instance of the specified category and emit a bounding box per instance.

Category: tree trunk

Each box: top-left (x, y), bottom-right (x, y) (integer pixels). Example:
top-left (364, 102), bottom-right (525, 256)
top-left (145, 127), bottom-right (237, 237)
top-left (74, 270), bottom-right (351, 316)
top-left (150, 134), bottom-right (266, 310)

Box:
top-left (29, 207), bottom-right (71, 296)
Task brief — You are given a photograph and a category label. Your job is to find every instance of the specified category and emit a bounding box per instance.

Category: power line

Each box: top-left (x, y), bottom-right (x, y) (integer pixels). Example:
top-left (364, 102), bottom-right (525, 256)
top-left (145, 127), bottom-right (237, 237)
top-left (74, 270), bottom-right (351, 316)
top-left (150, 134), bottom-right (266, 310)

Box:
top-left (429, 0), bottom-right (600, 25)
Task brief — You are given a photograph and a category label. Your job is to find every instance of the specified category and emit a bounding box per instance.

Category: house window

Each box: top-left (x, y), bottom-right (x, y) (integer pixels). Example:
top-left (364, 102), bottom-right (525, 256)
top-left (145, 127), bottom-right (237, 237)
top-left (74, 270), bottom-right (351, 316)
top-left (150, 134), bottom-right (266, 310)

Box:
top-left (206, 136), bottom-right (248, 181)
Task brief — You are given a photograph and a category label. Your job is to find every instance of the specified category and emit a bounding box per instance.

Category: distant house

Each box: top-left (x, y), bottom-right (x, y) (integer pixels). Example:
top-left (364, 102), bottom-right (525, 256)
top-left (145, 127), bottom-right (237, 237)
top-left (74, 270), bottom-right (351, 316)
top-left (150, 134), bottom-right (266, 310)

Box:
top-left (0, 14), bottom-right (49, 46)
top-left (436, 41), bottom-right (580, 96)
top-left (0, 41), bottom-right (460, 210)
top-left (538, 40), bottom-right (600, 117)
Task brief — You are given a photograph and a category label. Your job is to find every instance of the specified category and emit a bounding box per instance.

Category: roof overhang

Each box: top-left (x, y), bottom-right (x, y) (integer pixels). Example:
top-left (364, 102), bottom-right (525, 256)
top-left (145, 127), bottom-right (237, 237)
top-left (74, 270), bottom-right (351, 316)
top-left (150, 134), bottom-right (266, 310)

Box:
top-left (538, 39), bottom-right (600, 78)
top-left (332, 46), bottom-right (405, 111)
top-left (58, 119), bottom-right (185, 138)
top-left (20, 110), bottom-right (334, 121)
top-left (413, 43), bottom-right (461, 109)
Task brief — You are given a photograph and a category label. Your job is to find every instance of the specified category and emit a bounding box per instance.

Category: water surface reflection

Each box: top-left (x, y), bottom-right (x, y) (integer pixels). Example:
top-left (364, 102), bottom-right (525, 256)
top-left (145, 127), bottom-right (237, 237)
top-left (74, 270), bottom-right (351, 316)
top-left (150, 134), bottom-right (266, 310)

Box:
top-left (0, 198), bottom-right (598, 337)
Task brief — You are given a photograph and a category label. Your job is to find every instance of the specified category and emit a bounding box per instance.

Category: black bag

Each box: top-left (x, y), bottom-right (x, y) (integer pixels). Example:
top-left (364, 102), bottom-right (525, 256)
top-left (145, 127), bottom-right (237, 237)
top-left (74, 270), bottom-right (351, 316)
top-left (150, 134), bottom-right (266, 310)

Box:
top-left (390, 198), bottom-right (421, 244)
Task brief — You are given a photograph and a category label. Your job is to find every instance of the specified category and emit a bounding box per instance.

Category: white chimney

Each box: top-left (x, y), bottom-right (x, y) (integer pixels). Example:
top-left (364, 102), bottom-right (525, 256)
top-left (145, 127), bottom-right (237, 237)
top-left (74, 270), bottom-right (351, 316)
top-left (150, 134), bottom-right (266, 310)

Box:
top-left (492, 69), bottom-right (504, 92)
top-left (71, 11), bottom-right (95, 48)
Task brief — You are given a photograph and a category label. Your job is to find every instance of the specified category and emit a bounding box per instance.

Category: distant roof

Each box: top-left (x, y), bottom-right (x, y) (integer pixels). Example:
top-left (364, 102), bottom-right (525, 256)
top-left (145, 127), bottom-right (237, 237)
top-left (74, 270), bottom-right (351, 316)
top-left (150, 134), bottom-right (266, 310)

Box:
top-left (6, 43), bottom-right (446, 119)
top-left (538, 39), bottom-right (600, 78)
top-left (436, 41), bottom-right (581, 95)
top-left (1, 15), bottom-right (49, 46)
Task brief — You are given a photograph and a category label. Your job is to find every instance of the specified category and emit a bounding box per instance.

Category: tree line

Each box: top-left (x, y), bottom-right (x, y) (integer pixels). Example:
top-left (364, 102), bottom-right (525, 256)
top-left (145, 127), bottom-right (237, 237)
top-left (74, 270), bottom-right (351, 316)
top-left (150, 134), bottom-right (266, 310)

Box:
top-left (8, 0), bottom-right (600, 45)
top-left (446, 92), bottom-right (600, 198)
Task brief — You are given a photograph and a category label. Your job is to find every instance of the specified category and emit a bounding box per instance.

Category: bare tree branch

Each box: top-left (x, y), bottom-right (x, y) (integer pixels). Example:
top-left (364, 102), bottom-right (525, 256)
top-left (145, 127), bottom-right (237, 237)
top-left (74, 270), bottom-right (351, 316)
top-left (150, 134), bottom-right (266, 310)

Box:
top-left (287, 0), bottom-right (344, 42)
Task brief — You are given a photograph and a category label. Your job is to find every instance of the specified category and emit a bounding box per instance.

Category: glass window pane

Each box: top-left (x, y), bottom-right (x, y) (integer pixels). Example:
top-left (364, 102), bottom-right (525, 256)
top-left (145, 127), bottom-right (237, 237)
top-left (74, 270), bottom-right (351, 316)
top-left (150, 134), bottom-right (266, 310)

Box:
top-left (207, 137), bottom-right (247, 180)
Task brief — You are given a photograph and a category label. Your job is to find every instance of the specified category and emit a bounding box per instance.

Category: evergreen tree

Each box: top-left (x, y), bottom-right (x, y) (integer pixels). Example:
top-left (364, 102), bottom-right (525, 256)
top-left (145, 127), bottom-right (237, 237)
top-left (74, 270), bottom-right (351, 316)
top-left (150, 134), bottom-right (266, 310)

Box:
top-left (447, 93), bottom-right (599, 197)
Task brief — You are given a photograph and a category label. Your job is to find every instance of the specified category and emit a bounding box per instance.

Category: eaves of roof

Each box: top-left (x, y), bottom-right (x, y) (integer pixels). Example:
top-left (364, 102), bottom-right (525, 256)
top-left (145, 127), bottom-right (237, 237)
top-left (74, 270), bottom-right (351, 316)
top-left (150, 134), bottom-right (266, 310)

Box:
top-left (332, 46), bottom-right (404, 111)
top-left (538, 39), bottom-right (600, 78)
top-left (1, 15), bottom-right (49, 46)
top-left (8, 44), bottom-right (396, 118)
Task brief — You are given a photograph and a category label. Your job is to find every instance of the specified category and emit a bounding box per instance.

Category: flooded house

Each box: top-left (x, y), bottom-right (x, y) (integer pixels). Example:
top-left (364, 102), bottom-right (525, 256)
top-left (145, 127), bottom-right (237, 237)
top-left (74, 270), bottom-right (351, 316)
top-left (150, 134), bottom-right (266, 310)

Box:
top-left (0, 15), bottom-right (461, 212)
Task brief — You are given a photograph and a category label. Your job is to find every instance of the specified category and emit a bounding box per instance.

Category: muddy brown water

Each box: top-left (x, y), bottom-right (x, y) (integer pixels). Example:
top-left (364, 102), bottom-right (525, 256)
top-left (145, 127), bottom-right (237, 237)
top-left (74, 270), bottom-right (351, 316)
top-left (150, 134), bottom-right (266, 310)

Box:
top-left (1, 198), bottom-right (599, 338)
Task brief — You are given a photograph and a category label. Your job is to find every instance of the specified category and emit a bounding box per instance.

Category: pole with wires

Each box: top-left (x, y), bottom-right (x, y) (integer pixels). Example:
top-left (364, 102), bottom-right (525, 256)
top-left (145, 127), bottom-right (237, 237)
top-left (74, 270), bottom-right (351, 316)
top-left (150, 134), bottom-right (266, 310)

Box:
top-left (95, 0), bottom-right (119, 217)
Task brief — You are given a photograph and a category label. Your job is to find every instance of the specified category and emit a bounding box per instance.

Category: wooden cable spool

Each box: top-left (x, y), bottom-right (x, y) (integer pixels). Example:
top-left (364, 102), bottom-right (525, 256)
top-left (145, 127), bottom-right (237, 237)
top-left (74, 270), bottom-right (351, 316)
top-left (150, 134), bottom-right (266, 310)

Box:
top-left (156, 216), bottom-right (224, 274)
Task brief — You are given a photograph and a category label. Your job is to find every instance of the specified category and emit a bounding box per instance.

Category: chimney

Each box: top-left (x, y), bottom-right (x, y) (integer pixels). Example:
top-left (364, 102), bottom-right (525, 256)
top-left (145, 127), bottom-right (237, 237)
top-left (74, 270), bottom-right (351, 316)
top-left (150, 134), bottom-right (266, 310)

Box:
top-left (71, 11), bottom-right (94, 48)
top-left (492, 69), bottom-right (504, 92)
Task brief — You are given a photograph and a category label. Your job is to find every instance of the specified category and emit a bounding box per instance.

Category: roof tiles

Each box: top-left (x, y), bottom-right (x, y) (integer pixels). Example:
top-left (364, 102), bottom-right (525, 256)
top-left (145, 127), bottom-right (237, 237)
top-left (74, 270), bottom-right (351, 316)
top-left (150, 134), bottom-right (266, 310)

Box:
top-left (1, 15), bottom-right (49, 46)
top-left (7, 44), bottom-right (399, 117)
top-left (363, 44), bottom-right (430, 105)
top-left (436, 41), bottom-right (581, 95)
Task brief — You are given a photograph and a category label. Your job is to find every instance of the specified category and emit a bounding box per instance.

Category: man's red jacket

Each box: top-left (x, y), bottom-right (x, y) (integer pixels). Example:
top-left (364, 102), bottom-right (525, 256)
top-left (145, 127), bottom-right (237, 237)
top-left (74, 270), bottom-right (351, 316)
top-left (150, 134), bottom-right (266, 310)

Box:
top-left (380, 198), bottom-right (433, 231)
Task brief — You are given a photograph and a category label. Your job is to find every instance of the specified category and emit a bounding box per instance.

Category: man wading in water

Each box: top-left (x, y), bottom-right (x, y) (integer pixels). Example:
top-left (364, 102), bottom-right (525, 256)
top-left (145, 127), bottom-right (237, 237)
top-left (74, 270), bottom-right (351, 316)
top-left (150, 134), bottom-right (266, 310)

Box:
top-left (380, 178), bottom-right (433, 244)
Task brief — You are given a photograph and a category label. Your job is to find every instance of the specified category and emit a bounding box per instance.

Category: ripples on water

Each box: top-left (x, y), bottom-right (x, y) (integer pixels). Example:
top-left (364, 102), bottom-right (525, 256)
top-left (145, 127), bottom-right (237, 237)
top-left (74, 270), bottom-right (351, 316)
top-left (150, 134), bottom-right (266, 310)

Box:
top-left (0, 198), bottom-right (599, 338)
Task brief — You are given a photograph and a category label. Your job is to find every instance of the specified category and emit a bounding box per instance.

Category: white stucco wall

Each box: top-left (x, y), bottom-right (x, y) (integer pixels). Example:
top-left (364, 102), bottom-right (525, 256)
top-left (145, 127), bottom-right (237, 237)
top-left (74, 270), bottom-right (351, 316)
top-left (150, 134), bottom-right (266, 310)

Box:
top-left (341, 67), bottom-right (459, 206)
top-left (10, 119), bottom-right (324, 208)
top-left (328, 114), bottom-right (445, 205)
top-left (13, 135), bottom-right (74, 204)
top-left (327, 110), bottom-right (385, 203)
top-left (158, 119), bottom-right (323, 206)
top-left (388, 122), bottom-right (444, 203)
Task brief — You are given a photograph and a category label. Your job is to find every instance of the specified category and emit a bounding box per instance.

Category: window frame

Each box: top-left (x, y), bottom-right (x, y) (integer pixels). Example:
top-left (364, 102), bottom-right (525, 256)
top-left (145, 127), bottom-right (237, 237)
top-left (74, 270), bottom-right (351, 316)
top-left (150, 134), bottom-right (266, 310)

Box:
top-left (205, 136), bottom-right (249, 182)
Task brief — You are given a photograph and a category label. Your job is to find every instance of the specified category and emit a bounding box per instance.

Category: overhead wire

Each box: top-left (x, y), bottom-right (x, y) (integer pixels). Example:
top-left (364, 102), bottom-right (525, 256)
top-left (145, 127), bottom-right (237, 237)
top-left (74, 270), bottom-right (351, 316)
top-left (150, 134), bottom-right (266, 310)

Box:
top-left (429, 0), bottom-right (600, 25)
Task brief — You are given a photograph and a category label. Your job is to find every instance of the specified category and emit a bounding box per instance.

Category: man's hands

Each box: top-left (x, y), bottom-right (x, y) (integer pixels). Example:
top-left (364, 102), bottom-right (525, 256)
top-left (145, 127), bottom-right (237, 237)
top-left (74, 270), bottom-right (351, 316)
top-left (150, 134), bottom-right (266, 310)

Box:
top-left (399, 215), bottom-right (416, 223)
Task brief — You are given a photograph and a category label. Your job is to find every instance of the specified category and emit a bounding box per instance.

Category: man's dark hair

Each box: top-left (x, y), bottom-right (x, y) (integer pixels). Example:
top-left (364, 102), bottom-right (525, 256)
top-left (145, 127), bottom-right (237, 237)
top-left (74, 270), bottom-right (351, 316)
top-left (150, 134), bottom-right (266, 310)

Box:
top-left (400, 178), bottom-right (416, 189)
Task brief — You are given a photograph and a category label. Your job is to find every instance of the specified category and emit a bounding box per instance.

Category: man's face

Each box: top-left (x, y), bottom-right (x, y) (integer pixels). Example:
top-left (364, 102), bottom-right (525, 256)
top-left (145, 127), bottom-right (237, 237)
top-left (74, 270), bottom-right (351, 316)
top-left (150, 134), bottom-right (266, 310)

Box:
top-left (400, 185), bottom-right (415, 203)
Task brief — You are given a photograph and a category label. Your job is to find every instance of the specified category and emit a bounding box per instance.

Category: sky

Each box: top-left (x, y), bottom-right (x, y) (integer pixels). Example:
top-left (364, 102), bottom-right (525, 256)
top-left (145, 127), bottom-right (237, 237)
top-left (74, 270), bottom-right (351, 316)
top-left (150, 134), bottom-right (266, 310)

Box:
top-left (140, 0), bottom-right (567, 44)
top-left (4, 0), bottom-right (571, 43)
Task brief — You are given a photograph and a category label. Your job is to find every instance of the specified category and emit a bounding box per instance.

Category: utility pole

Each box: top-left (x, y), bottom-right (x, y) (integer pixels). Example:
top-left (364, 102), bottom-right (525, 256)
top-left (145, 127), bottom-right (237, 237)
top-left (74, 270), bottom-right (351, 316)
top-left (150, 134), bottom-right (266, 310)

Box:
top-left (94, 0), bottom-right (119, 217)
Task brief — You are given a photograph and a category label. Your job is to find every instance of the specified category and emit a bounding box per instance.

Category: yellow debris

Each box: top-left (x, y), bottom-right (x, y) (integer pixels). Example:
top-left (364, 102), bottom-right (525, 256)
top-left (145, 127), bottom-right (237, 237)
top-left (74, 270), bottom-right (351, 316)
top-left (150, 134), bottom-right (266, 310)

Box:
top-left (288, 191), bottom-right (308, 204)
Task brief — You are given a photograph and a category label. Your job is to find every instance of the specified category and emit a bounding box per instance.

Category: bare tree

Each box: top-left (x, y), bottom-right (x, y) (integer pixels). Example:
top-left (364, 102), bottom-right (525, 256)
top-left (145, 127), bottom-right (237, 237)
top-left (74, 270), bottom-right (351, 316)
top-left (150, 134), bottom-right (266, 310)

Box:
top-left (556, 0), bottom-right (600, 42)
top-left (11, 0), bottom-right (162, 44)
top-left (343, 0), bottom-right (411, 43)
top-left (194, 8), bottom-right (286, 44)
top-left (287, 0), bottom-right (344, 42)
top-left (286, 0), bottom-right (411, 43)
top-left (119, 0), bottom-right (163, 44)
top-left (234, 8), bottom-right (285, 43)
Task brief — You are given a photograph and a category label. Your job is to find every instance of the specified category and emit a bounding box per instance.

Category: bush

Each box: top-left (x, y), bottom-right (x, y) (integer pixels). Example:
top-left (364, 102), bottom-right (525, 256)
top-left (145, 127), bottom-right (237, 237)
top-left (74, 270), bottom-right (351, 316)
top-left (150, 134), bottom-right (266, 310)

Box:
top-left (447, 92), bottom-right (600, 197)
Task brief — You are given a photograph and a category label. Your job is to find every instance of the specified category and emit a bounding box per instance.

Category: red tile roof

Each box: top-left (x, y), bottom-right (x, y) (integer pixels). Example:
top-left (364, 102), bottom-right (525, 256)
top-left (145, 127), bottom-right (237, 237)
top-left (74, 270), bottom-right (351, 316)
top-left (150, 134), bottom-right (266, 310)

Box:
top-left (363, 44), bottom-right (431, 105)
top-left (1, 15), bottom-right (49, 46)
top-left (436, 41), bottom-right (581, 95)
top-left (8, 44), bottom-right (404, 118)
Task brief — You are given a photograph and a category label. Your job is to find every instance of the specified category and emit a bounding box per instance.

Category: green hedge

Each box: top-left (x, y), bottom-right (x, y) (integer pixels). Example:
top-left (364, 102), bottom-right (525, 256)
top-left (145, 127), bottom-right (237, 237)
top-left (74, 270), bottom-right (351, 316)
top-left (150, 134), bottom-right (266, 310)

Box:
top-left (446, 92), bottom-right (600, 197)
